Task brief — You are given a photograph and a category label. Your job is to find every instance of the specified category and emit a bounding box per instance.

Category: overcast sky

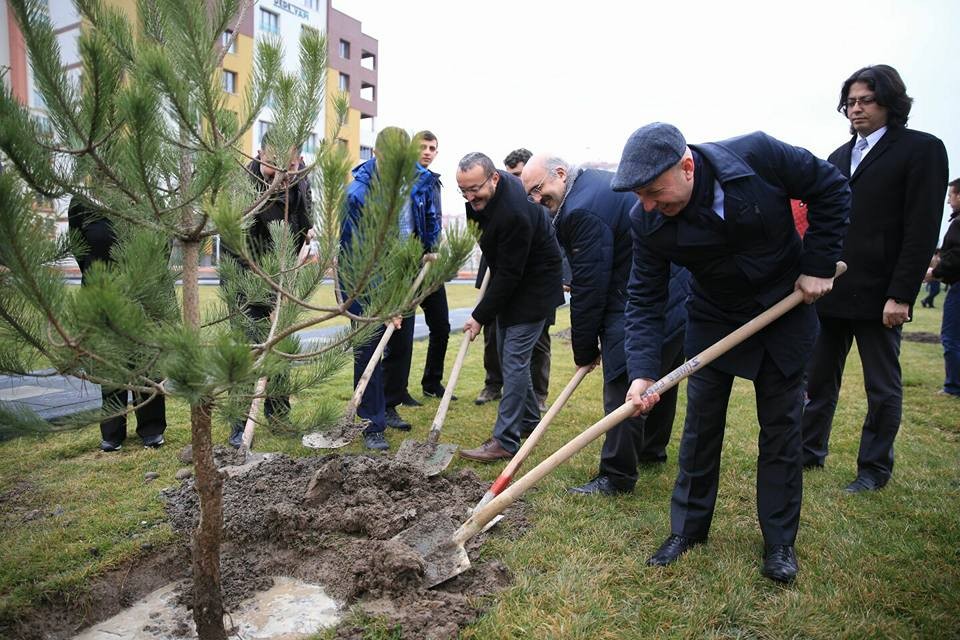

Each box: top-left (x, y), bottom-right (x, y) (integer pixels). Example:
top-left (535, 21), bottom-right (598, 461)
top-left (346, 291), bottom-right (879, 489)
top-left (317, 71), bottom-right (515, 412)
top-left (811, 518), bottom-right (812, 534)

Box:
top-left (333, 0), bottom-right (960, 239)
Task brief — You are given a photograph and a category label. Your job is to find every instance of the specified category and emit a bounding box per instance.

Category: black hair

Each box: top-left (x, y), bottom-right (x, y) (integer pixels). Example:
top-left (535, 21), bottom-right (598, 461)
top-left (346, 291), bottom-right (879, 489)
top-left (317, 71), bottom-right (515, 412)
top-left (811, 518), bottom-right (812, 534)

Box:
top-left (838, 64), bottom-right (913, 132)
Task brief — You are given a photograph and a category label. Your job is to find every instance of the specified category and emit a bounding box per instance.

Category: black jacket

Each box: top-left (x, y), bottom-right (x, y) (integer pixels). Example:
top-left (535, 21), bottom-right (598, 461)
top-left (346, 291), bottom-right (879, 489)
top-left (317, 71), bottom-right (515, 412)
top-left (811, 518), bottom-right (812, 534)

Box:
top-left (625, 131), bottom-right (850, 381)
top-left (68, 196), bottom-right (116, 283)
top-left (467, 171), bottom-right (564, 328)
top-left (225, 158), bottom-right (312, 264)
top-left (817, 127), bottom-right (948, 318)
top-left (933, 212), bottom-right (960, 285)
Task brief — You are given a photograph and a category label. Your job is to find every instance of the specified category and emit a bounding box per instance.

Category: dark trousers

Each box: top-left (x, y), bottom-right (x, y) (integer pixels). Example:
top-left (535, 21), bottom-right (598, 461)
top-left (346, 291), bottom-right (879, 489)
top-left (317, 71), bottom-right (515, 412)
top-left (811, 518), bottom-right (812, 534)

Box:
top-left (383, 285), bottom-right (452, 404)
top-left (922, 281), bottom-right (941, 307)
top-left (383, 314), bottom-right (415, 408)
top-left (482, 320), bottom-right (551, 400)
top-left (100, 387), bottom-right (166, 443)
top-left (420, 285), bottom-right (450, 391)
top-left (801, 317), bottom-right (902, 483)
top-left (492, 319), bottom-right (545, 453)
top-left (599, 333), bottom-right (683, 489)
top-left (671, 357), bottom-right (804, 546)
top-left (942, 286), bottom-right (960, 396)
top-left (354, 323), bottom-right (387, 433)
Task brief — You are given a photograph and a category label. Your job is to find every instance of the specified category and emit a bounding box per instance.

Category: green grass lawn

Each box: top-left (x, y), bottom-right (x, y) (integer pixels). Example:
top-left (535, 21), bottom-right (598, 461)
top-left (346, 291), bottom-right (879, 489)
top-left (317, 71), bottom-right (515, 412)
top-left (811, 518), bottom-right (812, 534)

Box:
top-left (1, 295), bottom-right (958, 638)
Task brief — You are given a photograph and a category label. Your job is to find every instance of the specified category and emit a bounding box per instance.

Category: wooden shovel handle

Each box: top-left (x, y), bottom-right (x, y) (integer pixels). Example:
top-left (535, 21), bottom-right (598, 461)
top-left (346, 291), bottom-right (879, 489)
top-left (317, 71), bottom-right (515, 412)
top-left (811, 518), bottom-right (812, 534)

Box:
top-left (453, 262), bottom-right (846, 544)
top-left (345, 255), bottom-right (437, 420)
top-left (428, 268), bottom-right (491, 443)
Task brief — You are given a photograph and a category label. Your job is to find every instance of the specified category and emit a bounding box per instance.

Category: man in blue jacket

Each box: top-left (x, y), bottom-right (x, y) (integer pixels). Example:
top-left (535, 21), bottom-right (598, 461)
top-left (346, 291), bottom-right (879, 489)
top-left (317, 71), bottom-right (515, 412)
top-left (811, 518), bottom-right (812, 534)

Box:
top-left (340, 127), bottom-right (433, 449)
top-left (615, 123), bottom-right (850, 583)
top-left (521, 153), bottom-right (690, 495)
top-left (381, 130), bottom-right (452, 414)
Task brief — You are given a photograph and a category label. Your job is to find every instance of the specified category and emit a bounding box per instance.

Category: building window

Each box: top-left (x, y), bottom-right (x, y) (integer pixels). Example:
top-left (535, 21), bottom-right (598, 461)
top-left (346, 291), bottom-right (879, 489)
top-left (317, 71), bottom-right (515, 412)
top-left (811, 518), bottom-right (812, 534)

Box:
top-left (257, 120), bottom-right (272, 147)
top-left (303, 133), bottom-right (317, 154)
top-left (222, 30), bottom-right (237, 54)
top-left (339, 39), bottom-right (350, 59)
top-left (360, 82), bottom-right (375, 102)
top-left (222, 70), bottom-right (237, 94)
top-left (361, 51), bottom-right (376, 70)
top-left (259, 8), bottom-right (279, 34)
top-left (339, 73), bottom-right (349, 92)
top-left (359, 145), bottom-right (374, 161)
top-left (304, 0), bottom-right (320, 9)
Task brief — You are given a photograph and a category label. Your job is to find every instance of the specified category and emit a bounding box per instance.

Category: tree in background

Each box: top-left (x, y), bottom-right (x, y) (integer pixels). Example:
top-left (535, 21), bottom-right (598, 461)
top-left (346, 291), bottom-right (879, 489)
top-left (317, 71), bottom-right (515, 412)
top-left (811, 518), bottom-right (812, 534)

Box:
top-left (0, 1), bottom-right (472, 637)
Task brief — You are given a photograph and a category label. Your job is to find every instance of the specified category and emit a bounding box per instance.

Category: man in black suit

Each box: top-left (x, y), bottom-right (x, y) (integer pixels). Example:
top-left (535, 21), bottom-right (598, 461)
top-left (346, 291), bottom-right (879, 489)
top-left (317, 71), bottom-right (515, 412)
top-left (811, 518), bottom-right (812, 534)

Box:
top-left (457, 152), bottom-right (564, 462)
top-left (616, 123), bottom-right (850, 583)
top-left (801, 65), bottom-right (949, 493)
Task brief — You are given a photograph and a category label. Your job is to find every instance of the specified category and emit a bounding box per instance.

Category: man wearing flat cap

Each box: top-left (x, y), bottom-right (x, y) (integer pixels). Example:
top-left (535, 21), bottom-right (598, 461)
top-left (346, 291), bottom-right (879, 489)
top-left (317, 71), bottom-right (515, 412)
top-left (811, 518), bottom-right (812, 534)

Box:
top-left (616, 123), bottom-right (850, 583)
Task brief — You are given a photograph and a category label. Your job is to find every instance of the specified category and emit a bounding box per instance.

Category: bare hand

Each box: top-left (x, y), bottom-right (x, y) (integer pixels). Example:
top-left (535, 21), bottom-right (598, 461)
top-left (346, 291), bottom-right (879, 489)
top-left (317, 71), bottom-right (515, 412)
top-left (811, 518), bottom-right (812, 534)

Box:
top-left (588, 356), bottom-right (601, 372)
top-left (882, 298), bottom-right (910, 328)
top-left (924, 267), bottom-right (936, 283)
top-left (464, 316), bottom-right (482, 341)
top-left (626, 378), bottom-right (660, 416)
top-left (795, 274), bottom-right (834, 304)
top-left (389, 316), bottom-right (402, 330)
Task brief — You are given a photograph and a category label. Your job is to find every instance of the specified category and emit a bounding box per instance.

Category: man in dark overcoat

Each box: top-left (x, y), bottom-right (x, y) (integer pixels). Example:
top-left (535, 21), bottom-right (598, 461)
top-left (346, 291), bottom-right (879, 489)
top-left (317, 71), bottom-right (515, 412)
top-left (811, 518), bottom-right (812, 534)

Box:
top-left (801, 65), bottom-right (949, 492)
top-left (616, 123), bottom-right (850, 583)
top-left (521, 153), bottom-right (690, 495)
top-left (457, 152), bottom-right (564, 462)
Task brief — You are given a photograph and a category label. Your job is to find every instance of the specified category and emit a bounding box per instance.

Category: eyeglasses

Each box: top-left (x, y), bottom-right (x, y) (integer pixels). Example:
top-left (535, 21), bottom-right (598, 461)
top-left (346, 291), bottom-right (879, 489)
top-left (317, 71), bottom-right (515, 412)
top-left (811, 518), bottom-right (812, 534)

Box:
top-left (526, 172), bottom-right (551, 203)
top-left (845, 95), bottom-right (877, 109)
top-left (458, 173), bottom-right (492, 197)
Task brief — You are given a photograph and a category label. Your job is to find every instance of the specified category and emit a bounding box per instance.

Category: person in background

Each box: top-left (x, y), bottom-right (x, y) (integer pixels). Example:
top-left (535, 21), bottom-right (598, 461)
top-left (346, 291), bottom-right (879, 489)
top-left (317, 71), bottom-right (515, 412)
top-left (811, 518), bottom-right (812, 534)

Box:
top-left (927, 178), bottom-right (960, 398)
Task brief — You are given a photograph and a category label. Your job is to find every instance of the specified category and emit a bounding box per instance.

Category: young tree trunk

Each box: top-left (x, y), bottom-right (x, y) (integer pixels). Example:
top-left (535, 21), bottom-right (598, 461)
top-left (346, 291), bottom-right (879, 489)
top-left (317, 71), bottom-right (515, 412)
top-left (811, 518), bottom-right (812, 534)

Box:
top-left (182, 239), bottom-right (227, 640)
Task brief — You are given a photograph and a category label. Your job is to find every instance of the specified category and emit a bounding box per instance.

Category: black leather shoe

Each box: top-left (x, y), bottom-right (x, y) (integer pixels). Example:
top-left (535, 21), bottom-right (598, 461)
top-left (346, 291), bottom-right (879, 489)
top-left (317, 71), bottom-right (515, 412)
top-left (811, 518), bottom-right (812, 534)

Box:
top-left (762, 544), bottom-right (798, 583)
top-left (646, 534), bottom-right (705, 566)
top-left (568, 475), bottom-right (631, 496)
top-left (423, 385), bottom-right (457, 401)
top-left (228, 422), bottom-right (244, 449)
top-left (844, 475), bottom-right (885, 493)
top-left (141, 434), bottom-right (165, 449)
top-left (802, 460), bottom-right (824, 470)
top-left (99, 440), bottom-right (122, 452)
top-left (399, 394), bottom-right (423, 408)
top-left (385, 407), bottom-right (412, 431)
top-left (364, 431), bottom-right (389, 451)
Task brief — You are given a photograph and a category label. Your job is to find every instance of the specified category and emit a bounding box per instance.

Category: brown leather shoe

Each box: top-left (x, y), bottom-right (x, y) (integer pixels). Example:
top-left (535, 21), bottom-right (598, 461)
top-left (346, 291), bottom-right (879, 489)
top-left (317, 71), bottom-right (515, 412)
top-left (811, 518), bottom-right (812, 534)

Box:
top-left (459, 438), bottom-right (513, 462)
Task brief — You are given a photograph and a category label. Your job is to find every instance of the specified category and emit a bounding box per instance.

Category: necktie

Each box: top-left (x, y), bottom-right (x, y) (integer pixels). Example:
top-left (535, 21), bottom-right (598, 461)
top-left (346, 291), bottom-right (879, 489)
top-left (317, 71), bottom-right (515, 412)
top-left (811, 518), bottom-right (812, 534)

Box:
top-left (850, 137), bottom-right (868, 174)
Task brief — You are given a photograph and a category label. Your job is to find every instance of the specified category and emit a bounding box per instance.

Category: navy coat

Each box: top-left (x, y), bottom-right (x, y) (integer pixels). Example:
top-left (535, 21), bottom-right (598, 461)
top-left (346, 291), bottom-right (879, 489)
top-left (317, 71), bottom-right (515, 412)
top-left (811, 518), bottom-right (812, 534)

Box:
top-left (625, 132), bottom-right (850, 382)
top-left (555, 168), bottom-right (689, 381)
top-left (467, 171), bottom-right (564, 328)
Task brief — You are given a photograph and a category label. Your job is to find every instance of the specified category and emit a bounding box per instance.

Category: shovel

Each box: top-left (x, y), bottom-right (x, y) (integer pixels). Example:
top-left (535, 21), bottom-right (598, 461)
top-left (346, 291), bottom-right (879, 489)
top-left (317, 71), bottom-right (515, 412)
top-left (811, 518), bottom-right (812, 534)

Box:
top-left (395, 269), bottom-right (491, 475)
top-left (301, 254), bottom-right (437, 449)
top-left (472, 364), bottom-right (593, 512)
top-left (394, 263), bottom-right (846, 587)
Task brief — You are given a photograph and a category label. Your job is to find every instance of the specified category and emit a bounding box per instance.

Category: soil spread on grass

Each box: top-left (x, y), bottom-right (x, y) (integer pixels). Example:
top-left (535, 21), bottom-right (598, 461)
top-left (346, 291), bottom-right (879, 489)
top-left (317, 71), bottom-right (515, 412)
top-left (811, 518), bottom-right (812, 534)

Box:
top-left (902, 331), bottom-right (941, 344)
top-left (2, 449), bottom-right (526, 640)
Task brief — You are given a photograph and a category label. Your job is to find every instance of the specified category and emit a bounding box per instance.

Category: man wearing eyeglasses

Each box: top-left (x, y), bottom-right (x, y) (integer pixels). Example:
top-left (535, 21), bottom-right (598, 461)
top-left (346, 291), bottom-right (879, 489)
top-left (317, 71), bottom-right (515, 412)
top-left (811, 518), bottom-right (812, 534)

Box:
top-left (801, 65), bottom-right (949, 494)
top-left (520, 153), bottom-right (690, 496)
top-left (457, 152), bottom-right (564, 462)
top-left (614, 122), bottom-right (850, 583)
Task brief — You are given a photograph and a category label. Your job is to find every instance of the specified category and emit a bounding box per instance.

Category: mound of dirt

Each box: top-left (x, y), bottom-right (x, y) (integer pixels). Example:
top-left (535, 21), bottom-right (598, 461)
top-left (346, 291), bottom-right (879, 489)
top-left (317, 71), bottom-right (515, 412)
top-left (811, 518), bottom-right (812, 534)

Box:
top-left (903, 331), bottom-right (941, 344)
top-left (1, 450), bottom-right (527, 640)
top-left (162, 450), bottom-right (527, 638)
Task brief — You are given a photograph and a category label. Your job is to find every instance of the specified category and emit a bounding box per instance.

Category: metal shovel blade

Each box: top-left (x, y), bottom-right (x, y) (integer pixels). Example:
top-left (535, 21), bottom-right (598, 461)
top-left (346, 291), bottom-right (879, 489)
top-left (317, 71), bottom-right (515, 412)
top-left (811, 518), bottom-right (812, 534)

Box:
top-left (395, 439), bottom-right (459, 476)
top-left (391, 512), bottom-right (470, 589)
top-left (301, 420), bottom-right (365, 449)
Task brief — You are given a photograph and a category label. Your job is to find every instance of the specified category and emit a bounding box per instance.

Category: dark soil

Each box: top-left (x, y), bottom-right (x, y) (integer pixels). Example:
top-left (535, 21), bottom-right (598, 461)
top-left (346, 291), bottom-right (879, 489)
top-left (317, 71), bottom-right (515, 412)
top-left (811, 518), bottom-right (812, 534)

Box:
top-left (2, 449), bottom-right (527, 639)
top-left (903, 331), bottom-right (941, 344)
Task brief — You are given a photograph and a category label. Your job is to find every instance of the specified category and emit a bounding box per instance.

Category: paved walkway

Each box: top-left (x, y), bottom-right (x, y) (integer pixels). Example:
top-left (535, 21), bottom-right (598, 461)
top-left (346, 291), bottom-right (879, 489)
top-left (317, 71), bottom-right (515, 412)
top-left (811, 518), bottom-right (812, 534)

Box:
top-left (0, 308), bottom-right (476, 422)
